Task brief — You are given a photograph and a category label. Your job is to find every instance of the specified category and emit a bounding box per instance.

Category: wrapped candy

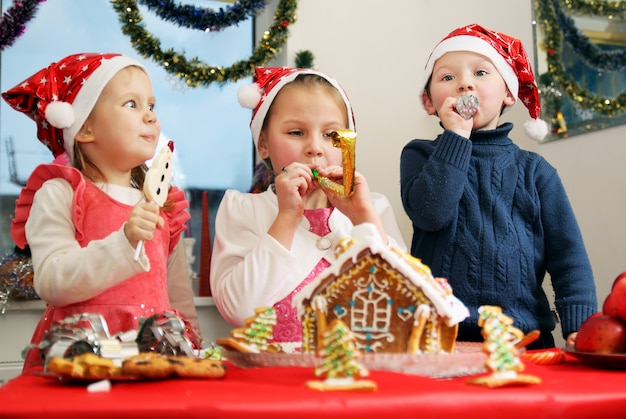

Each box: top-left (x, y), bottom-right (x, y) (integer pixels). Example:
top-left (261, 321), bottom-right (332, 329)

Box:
top-left (313, 129), bottom-right (356, 197)
top-left (456, 95), bottom-right (479, 120)
top-left (0, 246), bottom-right (38, 314)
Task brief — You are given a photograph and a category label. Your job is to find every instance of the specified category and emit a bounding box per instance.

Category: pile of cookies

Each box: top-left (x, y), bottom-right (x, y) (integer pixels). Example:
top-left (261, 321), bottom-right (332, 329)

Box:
top-left (47, 352), bottom-right (225, 380)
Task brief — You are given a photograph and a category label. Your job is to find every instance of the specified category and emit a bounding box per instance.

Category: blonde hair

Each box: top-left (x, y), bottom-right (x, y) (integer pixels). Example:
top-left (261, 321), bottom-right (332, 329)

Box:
top-left (72, 65), bottom-right (150, 190)
top-left (259, 73), bottom-right (349, 173)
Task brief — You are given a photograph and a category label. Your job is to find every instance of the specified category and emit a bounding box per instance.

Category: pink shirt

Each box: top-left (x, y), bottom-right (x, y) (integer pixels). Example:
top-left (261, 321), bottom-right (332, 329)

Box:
top-left (271, 207), bottom-right (333, 350)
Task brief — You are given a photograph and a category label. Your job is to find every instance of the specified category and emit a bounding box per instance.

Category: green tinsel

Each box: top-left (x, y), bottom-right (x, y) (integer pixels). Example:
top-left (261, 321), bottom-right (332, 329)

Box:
top-left (535, 0), bottom-right (626, 117)
top-left (110, 0), bottom-right (298, 88)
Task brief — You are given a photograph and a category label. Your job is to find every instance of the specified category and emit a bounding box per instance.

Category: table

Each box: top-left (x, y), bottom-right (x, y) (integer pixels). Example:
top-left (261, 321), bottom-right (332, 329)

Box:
top-left (1, 352), bottom-right (625, 419)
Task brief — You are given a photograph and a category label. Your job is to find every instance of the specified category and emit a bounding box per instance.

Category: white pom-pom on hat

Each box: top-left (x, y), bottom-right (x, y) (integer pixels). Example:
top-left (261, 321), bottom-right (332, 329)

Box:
top-left (523, 118), bottom-right (549, 142)
top-left (237, 83), bottom-right (263, 109)
top-left (45, 101), bottom-right (75, 129)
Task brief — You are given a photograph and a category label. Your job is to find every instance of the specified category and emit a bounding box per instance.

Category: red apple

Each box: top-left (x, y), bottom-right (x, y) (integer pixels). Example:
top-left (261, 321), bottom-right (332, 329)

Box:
top-left (612, 271), bottom-right (626, 290)
top-left (603, 279), bottom-right (626, 322)
top-left (575, 314), bottom-right (626, 353)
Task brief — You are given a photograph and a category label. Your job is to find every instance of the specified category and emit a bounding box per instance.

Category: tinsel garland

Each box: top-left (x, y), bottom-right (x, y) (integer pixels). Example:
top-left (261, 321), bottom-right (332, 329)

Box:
top-left (0, 246), bottom-right (38, 315)
top-left (552, 0), bottom-right (626, 72)
top-left (560, 0), bottom-right (626, 18)
top-left (137, 0), bottom-right (267, 32)
top-left (536, 0), bottom-right (626, 116)
top-left (111, 0), bottom-right (297, 87)
top-left (0, 0), bottom-right (46, 51)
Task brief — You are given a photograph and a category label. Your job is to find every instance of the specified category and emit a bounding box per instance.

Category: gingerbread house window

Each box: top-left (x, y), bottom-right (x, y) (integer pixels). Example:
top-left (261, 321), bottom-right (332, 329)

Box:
top-left (351, 279), bottom-right (392, 334)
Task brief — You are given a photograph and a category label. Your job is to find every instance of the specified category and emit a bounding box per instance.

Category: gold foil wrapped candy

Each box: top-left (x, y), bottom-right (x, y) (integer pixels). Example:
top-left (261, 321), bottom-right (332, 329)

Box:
top-left (313, 129), bottom-right (356, 197)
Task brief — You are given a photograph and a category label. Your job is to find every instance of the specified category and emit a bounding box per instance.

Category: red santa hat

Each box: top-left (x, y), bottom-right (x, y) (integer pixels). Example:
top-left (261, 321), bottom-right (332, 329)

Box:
top-left (237, 67), bottom-right (355, 146)
top-left (419, 24), bottom-right (548, 141)
top-left (2, 52), bottom-right (147, 161)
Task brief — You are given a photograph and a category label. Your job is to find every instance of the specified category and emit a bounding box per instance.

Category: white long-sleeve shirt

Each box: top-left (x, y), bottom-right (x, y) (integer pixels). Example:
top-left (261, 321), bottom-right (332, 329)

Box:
top-left (210, 187), bottom-right (406, 326)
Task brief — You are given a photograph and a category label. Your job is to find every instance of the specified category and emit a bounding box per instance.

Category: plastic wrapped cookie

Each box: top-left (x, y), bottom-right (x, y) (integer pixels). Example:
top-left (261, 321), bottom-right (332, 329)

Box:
top-left (456, 95), bottom-right (479, 120)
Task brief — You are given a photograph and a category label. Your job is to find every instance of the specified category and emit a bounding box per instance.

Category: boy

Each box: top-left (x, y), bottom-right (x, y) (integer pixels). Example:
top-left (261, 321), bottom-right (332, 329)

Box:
top-left (400, 24), bottom-right (597, 349)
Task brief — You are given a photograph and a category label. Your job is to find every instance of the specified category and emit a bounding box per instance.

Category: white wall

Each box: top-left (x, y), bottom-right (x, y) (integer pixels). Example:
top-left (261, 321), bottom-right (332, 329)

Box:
top-left (258, 0), bottom-right (626, 345)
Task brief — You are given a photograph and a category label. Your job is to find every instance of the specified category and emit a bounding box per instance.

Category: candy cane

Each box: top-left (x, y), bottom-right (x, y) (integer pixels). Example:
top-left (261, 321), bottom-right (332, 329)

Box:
top-left (312, 129), bottom-right (356, 197)
top-left (133, 141), bottom-right (174, 261)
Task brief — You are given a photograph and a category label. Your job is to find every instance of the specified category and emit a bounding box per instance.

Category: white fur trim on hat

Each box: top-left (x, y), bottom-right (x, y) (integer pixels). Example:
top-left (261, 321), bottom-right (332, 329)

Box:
top-left (62, 56), bottom-right (147, 157)
top-left (419, 35), bottom-right (518, 113)
top-left (245, 69), bottom-right (355, 146)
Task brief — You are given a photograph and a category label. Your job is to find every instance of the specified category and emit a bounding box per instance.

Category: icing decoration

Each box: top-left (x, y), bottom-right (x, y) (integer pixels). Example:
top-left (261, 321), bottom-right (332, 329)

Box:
top-left (295, 224), bottom-right (470, 355)
top-left (216, 307), bottom-right (279, 354)
top-left (307, 319), bottom-right (377, 391)
top-left (134, 141), bottom-right (175, 260)
top-left (312, 129), bottom-right (356, 197)
top-left (467, 305), bottom-right (541, 388)
top-left (456, 95), bottom-right (479, 120)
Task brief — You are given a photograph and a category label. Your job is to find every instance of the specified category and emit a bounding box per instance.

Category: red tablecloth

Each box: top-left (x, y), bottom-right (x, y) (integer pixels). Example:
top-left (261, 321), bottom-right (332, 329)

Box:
top-left (1, 354), bottom-right (625, 419)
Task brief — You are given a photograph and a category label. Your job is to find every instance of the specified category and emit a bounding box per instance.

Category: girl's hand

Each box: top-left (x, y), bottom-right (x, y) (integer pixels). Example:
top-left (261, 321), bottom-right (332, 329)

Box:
top-left (439, 96), bottom-right (473, 138)
top-left (124, 201), bottom-right (164, 248)
top-left (317, 167), bottom-right (388, 243)
top-left (273, 163), bottom-right (315, 217)
top-left (316, 166), bottom-right (370, 215)
top-left (268, 163), bottom-right (316, 249)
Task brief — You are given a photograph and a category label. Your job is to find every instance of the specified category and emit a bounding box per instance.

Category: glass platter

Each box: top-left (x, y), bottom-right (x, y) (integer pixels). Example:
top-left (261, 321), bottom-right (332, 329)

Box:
top-left (563, 348), bottom-right (626, 370)
top-left (222, 342), bottom-right (487, 378)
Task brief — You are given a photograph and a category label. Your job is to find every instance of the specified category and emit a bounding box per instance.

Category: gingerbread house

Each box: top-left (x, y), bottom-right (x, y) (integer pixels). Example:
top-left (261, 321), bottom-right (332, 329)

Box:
top-left (294, 223), bottom-right (469, 354)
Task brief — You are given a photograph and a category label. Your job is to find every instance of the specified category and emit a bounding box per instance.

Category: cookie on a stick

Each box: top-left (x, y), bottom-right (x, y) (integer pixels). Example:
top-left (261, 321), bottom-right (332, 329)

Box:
top-left (133, 141), bottom-right (174, 261)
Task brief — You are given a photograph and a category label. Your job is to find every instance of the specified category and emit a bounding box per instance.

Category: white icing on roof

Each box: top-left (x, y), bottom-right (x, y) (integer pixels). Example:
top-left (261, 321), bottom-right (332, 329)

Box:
top-left (294, 223), bottom-right (469, 326)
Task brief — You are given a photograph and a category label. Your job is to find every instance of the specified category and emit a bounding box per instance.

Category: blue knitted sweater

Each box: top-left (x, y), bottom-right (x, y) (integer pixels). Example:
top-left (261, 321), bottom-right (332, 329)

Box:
top-left (400, 123), bottom-right (597, 343)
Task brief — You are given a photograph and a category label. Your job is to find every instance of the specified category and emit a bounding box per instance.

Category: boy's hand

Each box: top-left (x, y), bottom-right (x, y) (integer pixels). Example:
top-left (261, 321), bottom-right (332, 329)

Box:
top-left (439, 96), bottom-right (473, 138)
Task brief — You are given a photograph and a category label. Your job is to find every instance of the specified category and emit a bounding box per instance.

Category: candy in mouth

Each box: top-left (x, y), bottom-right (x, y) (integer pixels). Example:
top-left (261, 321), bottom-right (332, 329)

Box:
top-left (456, 95), bottom-right (479, 120)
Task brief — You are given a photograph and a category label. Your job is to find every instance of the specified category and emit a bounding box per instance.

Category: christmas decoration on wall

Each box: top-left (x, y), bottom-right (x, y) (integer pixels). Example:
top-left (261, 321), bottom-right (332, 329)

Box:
top-left (535, 0), bottom-right (626, 117)
top-left (0, 0), bottom-right (46, 51)
top-left (0, 246), bottom-right (38, 314)
top-left (560, 0), bottom-right (626, 17)
top-left (111, 0), bottom-right (298, 87)
top-left (137, 0), bottom-right (268, 32)
top-left (549, 0), bottom-right (626, 72)
top-left (294, 49), bottom-right (315, 69)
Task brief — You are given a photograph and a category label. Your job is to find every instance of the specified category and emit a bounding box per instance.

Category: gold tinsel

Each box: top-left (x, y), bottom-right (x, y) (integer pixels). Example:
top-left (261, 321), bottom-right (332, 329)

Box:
top-left (535, 0), bottom-right (626, 116)
top-left (110, 0), bottom-right (298, 88)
